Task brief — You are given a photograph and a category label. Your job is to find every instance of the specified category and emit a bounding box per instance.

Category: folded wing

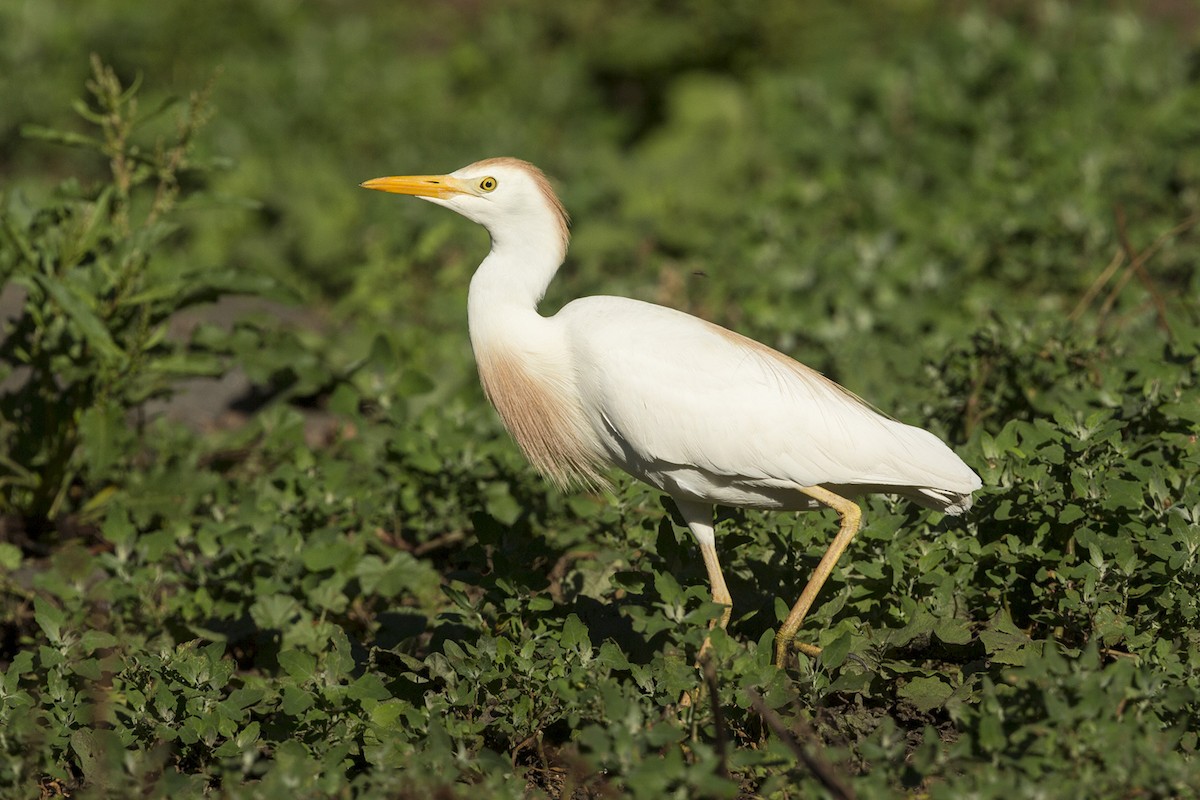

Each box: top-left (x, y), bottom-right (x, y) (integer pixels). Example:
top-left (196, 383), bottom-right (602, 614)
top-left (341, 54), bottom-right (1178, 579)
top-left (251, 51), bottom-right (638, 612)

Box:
top-left (559, 296), bottom-right (980, 510)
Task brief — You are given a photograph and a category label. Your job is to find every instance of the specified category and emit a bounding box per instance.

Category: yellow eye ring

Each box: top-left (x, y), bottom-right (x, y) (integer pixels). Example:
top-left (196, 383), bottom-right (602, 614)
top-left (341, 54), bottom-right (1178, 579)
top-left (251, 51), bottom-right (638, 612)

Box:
top-left (479, 177), bottom-right (498, 192)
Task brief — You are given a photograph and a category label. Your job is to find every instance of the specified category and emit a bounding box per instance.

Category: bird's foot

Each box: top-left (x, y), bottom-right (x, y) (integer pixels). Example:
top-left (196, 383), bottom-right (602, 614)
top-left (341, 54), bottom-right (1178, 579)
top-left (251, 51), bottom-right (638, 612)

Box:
top-left (796, 642), bottom-right (822, 657)
top-left (680, 634), bottom-right (717, 707)
top-left (774, 639), bottom-right (822, 669)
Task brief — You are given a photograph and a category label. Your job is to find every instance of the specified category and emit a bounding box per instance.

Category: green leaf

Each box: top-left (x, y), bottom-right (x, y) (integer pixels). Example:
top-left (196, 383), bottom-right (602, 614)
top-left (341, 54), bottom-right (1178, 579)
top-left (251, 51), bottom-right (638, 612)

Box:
top-left (484, 482), bottom-right (522, 526)
top-left (368, 699), bottom-right (410, 731)
top-left (78, 404), bottom-right (124, 477)
top-left (225, 687), bottom-right (266, 711)
top-left (820, 630), bottom-right (854, 669)
top-left (898, 676), bottom-right (954, 712)
top-left (20, 124), bottom-right (102, 149)
top-left (1059, 503), bottom-right (1086, 525)
top-left (236, 721), bottom-right (261, 749)
top-left (348, 674), bottom-right (391, 704)
top-left (890, 608), bottom-right (936, 648)
top-left (527, 596), bottom-right (554, 612)
top-left (70, 728), bottom-right (123, 788)
top-left (654, 570), bottom-right (683, 604)
top-left (1102, 479), bottom-right (1144, 511)
top-left (32, 273), bottom-right (124, 362)
top-left (250, 594), bottom-right (300, 629)
top-left (100, 506), bottom-right (135, 549)
top-left (324, 627), bottom-right (356, 680)
top-left (301, 537), bottom-right (358, 573)
top-left (71, 658), bottom-right (103, 680)
top-left (5, 650), bottom-right (35, 687)
top-left (34, 597), bottom-right (65, 644)
top-left (80, 630), bottom-right (118, 653)
top-left (0, 543), bottom-right (22, 570)
top-left (281, 686), bottom-right (314, 716)
top-left (328, 382), bottom-right (359, 417)
top-left (278, 650), bottom-right (317, 681)
top-left (934, 618), bottom-right (973, 646)
top-left (979, 614), bottom-right (1040, 666)
top-left (561, 614), bottom-right (590, 651)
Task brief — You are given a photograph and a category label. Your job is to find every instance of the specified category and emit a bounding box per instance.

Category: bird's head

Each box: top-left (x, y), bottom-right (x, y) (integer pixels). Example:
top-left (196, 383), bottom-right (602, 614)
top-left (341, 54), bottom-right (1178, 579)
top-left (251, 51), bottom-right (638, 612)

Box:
top-left (361, 157), bottom-right (569, 258)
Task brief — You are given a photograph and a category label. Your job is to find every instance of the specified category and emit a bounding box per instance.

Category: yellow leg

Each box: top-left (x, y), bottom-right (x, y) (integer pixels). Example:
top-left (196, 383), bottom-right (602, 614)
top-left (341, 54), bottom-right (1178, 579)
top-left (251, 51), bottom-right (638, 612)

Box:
top-left (676, 500), bottom-right (731, 707)
top-left (696, 537), bottom-right (732, 661)
top-left (775, 486), bottom-right (862, 668)
top-left (676, 499), bottom-right (732, 646)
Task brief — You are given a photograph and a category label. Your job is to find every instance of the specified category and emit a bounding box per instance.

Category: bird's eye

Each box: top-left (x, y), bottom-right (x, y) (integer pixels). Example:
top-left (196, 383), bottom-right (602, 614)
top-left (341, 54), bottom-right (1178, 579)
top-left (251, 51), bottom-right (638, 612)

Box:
top-left (479, 177), bottom-right (498, 192)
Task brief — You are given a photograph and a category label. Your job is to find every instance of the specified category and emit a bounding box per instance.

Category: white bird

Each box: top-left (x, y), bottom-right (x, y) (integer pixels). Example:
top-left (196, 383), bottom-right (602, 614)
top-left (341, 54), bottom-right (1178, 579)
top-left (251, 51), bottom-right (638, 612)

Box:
top-left (362, 157), bottom-right (981, 667)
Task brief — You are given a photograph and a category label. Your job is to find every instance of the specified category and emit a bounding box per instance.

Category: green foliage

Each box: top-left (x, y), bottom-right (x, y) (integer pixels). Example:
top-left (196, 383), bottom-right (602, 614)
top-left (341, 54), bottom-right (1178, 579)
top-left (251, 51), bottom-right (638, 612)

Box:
top-left (1, 3), bottom-right (1199, 799)
top-left (0, 57), bottom-right (272, 523)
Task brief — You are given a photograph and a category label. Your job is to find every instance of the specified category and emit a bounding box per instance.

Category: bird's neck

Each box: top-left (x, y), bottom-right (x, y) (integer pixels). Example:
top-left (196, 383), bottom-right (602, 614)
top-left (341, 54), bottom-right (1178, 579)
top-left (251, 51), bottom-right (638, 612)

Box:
top-left (464, 232), bottom-right (608, 489)
top-left (467, 227), bottom-right (565, 347)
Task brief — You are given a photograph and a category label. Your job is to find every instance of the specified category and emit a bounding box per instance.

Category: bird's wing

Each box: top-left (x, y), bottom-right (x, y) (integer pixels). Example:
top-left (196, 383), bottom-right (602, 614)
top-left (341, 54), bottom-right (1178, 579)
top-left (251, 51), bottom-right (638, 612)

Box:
top-left (557, 296), bottom-right (980, 495)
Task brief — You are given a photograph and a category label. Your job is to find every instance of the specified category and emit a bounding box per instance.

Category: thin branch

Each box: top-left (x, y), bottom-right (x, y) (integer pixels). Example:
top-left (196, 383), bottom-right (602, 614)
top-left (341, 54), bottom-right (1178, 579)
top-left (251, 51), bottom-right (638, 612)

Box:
top-left (1097, 259), bottom-right (1140, 321)
top-left (747, 689), bottom-right (857, 800)
top-left (700, 653), bottom-right (730, 782)
top-left (1069, 248), bottom-right (1124, 323)
top-left (962, 355), bottom-right (994, 439)
top-left (1101, 647), bottom-right (1141, 663)
top-left (413, 529), bottom-right (466, 557)
top-left (1114, 205), bottom-right (1173, 338)
top-left (1095, 210), bottom-right (1200, 335)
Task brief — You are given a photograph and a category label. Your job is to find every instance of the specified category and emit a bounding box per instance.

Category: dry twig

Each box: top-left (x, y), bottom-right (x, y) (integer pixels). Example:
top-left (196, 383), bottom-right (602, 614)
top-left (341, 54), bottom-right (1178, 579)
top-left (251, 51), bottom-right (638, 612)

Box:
top-left (1075, 207), bottom-right (1200, 337)
top-left (700, 653), bottom-right (730, 782)
top-left (747, 689), bottom-right (857, 800)
top-left (1110, 206), bottom-right (1173, 338)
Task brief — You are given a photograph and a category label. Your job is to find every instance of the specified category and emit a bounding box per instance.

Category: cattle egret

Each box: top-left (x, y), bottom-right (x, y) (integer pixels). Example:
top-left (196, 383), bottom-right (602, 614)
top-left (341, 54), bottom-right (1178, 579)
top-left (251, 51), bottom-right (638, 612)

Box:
top-left (362, 157), bottom-right (982, 667)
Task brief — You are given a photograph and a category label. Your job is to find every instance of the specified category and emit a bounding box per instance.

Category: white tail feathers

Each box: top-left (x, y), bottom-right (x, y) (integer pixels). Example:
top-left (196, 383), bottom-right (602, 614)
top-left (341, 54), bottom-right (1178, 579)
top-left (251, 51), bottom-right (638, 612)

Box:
top-left (915, 486), bottom-right (977, 515)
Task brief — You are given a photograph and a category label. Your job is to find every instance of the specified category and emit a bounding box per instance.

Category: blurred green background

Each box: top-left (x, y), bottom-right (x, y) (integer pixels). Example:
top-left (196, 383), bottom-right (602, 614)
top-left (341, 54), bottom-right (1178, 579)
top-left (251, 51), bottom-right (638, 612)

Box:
top-left (6, 0), bottom-right (1196, 351)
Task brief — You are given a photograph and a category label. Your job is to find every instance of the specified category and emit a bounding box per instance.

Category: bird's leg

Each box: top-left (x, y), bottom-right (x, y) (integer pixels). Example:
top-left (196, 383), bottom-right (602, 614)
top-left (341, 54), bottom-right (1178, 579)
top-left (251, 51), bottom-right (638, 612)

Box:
top-left (695, 540), bottom-right (733, 666)
top-left (775, 486), bottom-right (862, 668)
top-left (677, 500), bottom-right (732, 655)
top-left (676, 500), bottom-right (730, 708)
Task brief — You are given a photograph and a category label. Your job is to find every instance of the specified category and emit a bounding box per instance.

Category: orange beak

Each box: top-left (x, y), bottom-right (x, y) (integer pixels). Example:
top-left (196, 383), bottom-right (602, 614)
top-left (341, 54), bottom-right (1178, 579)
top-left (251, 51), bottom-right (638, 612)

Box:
top-left (359, 174), bottom-right (467, 199)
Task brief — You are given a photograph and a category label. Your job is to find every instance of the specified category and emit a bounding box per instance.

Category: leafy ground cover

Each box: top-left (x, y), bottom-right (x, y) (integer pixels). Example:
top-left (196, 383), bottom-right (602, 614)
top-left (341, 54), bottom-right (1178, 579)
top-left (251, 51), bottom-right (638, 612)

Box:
top-left (1, 2), bottom-right (1199, 797)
